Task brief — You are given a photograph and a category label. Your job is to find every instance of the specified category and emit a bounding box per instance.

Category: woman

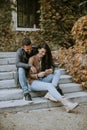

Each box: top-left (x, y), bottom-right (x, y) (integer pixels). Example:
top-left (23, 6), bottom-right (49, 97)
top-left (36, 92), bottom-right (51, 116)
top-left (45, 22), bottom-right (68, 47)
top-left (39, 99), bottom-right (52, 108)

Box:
top-left (28, 43), bottom-right (78, 112)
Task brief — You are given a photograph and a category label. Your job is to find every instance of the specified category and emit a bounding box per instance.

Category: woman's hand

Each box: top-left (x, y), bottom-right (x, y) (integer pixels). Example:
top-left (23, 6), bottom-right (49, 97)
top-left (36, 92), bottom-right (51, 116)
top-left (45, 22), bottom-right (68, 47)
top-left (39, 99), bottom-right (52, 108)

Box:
top-left (45, 69), bottom-right (53, 75)
top-left (38, 72), bottom-right (46, 78)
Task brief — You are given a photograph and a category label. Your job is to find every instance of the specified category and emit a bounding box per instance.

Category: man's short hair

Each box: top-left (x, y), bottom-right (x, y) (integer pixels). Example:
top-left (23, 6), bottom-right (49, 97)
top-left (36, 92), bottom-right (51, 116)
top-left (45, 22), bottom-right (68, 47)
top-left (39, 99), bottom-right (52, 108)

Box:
top-left (22, 38), bottom-right (32, 46)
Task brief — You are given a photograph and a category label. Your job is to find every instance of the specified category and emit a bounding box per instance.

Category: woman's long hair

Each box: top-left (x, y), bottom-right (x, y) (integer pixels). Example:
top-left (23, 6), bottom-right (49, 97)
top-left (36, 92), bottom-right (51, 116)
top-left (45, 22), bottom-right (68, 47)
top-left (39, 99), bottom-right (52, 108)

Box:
top-left (38, 43), bottom-right (53, 71)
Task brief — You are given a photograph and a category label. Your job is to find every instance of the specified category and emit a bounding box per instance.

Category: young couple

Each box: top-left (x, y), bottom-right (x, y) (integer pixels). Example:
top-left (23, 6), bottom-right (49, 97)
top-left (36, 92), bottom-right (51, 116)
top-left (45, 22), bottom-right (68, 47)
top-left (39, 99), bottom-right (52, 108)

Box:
top-left (16, 38), bottom-right (78, 112)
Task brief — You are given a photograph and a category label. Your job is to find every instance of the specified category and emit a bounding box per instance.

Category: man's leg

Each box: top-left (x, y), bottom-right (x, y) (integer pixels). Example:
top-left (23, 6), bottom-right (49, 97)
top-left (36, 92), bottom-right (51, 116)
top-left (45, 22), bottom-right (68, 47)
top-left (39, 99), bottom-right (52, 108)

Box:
top-left (18, 68), bottom-right (32, 101)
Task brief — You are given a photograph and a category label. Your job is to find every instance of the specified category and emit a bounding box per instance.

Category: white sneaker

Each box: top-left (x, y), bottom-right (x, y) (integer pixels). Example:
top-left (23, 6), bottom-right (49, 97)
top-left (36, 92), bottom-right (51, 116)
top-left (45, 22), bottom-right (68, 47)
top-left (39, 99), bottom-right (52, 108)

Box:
top-left (44, 92), bottom-right (57, 102)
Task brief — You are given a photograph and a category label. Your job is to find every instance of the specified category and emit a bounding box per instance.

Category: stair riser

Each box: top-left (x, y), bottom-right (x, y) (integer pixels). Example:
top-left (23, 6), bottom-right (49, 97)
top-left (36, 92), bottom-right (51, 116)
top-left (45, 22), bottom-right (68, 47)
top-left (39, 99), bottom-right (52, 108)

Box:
top-left (0, 99), bottom-right (62, 113)
top-left (0, 72), bottom-right (14, 80)
top-left (68, 96), bottom-right (87, 104)
top-left (0, 85), bottom-right (83, 101)
top-left (0, 52), bottom-right (16, 58)
top-left (0, 78), bottom-right (72, 89)
top-left (0, 58), bottom-right (16, 65)
top-left (0, 65), bottom-right (16, 72)
top-left (0, 91), bottom-right (23, 101)
top-left (0, 80), bottom-right (16, 89)
top-left (0, 71), bottom-right (67, 80)
top-left (59, 79), bottom-right (72, 84)
top-left (59, 85), bottom-right (83, 93)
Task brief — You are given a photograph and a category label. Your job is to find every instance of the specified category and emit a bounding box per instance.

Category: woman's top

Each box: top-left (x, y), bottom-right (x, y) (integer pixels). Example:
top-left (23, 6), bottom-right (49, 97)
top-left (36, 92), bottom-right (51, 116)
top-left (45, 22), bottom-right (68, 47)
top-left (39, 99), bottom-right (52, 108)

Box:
top-left (28, 54), bottom-right (42, 84)
top-left (28, 54), bottom-right (53, 84)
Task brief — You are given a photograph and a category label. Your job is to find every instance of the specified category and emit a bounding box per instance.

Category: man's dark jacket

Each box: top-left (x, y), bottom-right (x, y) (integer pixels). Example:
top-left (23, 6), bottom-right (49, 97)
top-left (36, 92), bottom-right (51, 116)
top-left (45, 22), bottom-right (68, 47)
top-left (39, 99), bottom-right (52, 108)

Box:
top-left (16, 46), bottom-right (38, 71)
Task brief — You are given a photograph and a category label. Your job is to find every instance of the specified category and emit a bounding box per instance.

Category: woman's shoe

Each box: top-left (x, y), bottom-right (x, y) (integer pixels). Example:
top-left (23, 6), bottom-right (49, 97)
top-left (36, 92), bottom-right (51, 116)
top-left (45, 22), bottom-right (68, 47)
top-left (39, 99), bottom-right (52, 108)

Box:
top-left (44, 92), bottom-right (57, 102)
top-left (60, 98), bottom-right (79, 112)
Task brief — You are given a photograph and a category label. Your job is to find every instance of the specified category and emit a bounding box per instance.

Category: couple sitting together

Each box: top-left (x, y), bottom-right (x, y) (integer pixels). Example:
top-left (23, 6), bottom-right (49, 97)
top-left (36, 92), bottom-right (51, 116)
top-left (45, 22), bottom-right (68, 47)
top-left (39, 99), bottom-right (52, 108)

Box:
top-left (16, 37), bottom-right (78, 112)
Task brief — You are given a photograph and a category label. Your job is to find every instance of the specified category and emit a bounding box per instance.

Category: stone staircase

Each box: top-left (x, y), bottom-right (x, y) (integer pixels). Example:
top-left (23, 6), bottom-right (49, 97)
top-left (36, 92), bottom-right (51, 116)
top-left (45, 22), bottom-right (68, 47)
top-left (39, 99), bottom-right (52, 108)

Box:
top-left (0, 52), bottom-right (87, 113)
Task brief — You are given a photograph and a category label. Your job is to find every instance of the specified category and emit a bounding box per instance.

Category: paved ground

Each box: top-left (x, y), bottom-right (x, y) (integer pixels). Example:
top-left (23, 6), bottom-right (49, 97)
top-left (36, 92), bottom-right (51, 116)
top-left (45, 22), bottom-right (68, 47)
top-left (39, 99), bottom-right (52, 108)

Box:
top-left (0, 103), bottom-right (87, 130)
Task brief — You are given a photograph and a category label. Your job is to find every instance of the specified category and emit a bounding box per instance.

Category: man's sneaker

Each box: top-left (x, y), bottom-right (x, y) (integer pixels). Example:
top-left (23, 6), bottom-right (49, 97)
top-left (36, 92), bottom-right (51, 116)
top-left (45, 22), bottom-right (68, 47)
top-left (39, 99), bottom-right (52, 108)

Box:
top-left (24, 93), bottom-right (32, 101)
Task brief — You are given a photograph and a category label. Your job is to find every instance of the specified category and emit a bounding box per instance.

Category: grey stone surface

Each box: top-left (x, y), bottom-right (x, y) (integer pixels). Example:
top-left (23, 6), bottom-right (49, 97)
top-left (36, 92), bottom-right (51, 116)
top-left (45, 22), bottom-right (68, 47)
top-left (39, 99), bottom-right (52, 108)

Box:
top-left (0, 58), bottom-right (16, 65)
top-left (0, 97), bottom-right (62, 113)
top-left (0, 65), bottom-right (16, 72)
top-left (0, 72), bottom-right (14, 80)
top-left (0, 52), bottom-right (16, 58)
top-left (0, 52), bottom-right (87, 115)
top-left (64, 91), bottom-right (87, 103)
top-left (0, 79), bottom-right (16, 89)
top-left (0, 89), bottom-right (23, 101)
top-left (59, 83), bottom-right (83, 93)
top-left (59, 75), bottom-right (72, 84)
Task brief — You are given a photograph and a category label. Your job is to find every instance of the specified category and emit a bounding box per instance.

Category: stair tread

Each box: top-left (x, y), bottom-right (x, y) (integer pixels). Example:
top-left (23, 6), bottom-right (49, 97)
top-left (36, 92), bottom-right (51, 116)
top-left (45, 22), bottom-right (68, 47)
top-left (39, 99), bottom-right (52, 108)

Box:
top-left (59, 83), bottom-right (81, 87)
top-left (0, 91), bottom-right (87, 110)
top-left (64, 91), bottom-right (87, 98)
top-left (0, 88), bottom-right (22, 94)
top-left (0, 98), bottom-right (48, 108)
top-left (60, 75), bottom-right (72, 79)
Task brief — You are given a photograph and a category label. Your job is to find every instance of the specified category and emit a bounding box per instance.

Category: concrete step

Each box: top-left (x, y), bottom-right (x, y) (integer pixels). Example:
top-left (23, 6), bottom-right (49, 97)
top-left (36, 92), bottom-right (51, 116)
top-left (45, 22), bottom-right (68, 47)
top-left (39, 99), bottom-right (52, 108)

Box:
top-left (0, 75), bottom-right (72, 89)
top-left (64, 91), bottom-right (87, 103)
top-left (0, 98), bottom-right (62, 113)
top-left (0, 58), bottom-right (16, 65)
top-left (0, 65), bottom-right (16, 72)
top-left (59, 83), bottom-right (83, 93)
top-left (31, 83), bottom-right (83, 98)
top-left (0, 89), bottom-right (23, 101)
top-left (0, 88), bottom-right (46, 101)
top-left (0, 69), bottom-right (66, 80)
top-left (0, 79), bottom-right (16, 89)
top-left (0, 91), bottom-right (87, 113)
top-left (0, 72), bottom-right (15, 80)
top-left (0, 83), bottom-right (84, 101)
top-left (0, 52), bottom-right (16, 58)
top-left (59, 75), bottom-right (72, 84)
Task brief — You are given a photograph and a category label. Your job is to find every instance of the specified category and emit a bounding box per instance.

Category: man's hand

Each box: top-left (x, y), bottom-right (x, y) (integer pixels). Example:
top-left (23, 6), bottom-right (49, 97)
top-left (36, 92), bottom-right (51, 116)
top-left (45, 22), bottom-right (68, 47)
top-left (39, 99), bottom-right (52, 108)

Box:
top-left (30, 66), bottom-right (37, 73)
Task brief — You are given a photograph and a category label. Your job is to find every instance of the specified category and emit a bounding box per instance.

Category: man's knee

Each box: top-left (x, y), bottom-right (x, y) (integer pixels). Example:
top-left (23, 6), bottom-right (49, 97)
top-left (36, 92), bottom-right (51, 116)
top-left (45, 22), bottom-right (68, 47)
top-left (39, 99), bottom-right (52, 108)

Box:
top-left (18, 68), bottom-right (26, 75)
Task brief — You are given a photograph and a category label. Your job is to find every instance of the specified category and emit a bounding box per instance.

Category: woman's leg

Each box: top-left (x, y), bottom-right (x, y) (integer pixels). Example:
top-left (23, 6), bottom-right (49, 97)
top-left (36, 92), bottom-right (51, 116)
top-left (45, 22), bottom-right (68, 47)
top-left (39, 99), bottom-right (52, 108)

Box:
top-left (31, 80), bottom-right (78, 112)
top-left (39, 74), bottom-right (53, 83)
top-left (40, 70), bottom-right (61, 87)
top-left (30, 80), bottom-right (62, 101)
top-left (52, 70), bottom-right (61, 86)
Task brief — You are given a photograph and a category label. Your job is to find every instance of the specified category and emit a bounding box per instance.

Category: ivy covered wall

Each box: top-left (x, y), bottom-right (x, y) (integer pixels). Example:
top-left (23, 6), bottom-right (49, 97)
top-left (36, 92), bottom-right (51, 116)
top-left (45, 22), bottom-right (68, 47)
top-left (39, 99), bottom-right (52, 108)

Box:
top-left (0, 0), bottom-right (86, 51)
top-left (39, 0), bottom-right (87, 49)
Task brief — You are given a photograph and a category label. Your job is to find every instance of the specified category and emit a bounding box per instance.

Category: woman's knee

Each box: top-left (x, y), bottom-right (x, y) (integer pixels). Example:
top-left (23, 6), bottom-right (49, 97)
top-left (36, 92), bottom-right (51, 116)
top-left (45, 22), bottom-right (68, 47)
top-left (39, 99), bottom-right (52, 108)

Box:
top-left (54, 70), bottom-right (61, 76)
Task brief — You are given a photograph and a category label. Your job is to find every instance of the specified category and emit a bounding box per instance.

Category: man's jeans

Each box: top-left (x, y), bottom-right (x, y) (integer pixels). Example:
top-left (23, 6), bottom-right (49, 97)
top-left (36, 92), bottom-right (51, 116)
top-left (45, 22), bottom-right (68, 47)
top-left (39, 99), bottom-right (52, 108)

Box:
top-left (18, 68), bottom-right (30, 94)
top-left (30, 70), bottom-right (62, 101)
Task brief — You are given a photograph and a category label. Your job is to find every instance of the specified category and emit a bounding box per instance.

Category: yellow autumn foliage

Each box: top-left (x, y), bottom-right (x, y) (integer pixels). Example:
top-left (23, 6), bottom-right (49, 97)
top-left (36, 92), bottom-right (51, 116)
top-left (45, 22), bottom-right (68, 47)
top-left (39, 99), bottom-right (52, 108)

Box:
top-left (56, 16), bottom-right (87, 89)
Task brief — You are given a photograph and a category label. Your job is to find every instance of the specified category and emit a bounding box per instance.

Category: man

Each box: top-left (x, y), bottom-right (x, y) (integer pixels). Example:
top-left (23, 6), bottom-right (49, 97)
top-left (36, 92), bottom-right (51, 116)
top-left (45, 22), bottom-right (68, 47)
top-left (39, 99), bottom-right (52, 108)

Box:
top-left (16, 38), bottom-right (37, 101)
